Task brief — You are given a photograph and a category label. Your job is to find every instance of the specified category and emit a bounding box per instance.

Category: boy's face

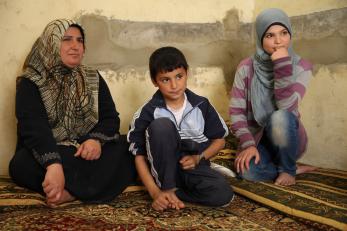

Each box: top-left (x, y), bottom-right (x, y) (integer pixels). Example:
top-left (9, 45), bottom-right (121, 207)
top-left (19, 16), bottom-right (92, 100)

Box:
top-left (152, 67), bottom-right (187, 106)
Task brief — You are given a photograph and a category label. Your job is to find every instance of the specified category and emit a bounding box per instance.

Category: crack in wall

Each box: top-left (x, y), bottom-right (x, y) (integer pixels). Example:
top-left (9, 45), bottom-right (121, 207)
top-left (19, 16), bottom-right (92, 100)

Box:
top-left (80, 7), bottom-right (347, 89)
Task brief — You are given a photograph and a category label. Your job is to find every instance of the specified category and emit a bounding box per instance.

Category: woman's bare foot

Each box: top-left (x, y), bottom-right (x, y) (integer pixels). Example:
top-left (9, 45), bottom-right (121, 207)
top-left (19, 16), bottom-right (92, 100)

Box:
top-left (275, 172), bottom-right (296, 186)
top-left (296, 164), bottom-right (317, 175)
top-left (47, 189), bottom-right (75, 207)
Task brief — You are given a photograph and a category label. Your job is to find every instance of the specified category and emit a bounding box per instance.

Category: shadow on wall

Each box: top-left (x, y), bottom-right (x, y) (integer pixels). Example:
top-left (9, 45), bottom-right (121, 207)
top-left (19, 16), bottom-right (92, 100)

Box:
top-left (80, 7), bottom-right (347, 90)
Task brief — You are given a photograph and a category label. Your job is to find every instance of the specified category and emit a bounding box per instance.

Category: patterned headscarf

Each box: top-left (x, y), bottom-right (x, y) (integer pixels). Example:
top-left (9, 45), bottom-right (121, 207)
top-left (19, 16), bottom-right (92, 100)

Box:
top-left (251, 8), bottom-right (300, 126)
top-left (19, 19), bottom-right (99, 142)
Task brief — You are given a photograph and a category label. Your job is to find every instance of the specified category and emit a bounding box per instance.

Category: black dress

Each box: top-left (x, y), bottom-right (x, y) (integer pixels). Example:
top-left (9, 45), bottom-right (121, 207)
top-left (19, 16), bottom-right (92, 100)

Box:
top-left (9, 76), bottom-right (136, 203)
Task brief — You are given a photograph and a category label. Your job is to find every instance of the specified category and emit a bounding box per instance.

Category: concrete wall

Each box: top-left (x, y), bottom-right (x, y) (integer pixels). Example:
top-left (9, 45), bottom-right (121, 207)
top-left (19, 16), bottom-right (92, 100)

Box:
top-left (0, 0), bottom-right (346, 174)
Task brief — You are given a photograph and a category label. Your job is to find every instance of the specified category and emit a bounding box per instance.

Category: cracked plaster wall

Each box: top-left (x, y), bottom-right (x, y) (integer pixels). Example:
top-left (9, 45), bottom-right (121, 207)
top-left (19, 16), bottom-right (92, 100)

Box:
top-left (81, 7), bottom-right (347, 170)
top-left (0, 0), bottom-right (346, 174)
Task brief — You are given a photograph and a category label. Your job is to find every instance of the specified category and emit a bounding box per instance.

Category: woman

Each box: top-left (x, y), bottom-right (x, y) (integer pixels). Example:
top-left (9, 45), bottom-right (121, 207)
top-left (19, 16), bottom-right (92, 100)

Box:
top-left (9, 19), bottom-right (136, 206)
top-left (229, 8), bottom-right (315, 186)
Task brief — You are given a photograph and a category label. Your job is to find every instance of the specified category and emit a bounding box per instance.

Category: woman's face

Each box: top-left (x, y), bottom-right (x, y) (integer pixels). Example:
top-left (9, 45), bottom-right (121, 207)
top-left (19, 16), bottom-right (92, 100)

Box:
top-left (262, 24), bottom-right (290, 54)
top-left (60, 26), bottom-right (84, 68)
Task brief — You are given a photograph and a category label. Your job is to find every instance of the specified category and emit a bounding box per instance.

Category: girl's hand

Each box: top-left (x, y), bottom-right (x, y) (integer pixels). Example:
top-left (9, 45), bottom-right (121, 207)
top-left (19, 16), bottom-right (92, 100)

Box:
top-left (271, 46), bottom-right (289, 61)
top-left (234, 146), bottom-right (260, 174)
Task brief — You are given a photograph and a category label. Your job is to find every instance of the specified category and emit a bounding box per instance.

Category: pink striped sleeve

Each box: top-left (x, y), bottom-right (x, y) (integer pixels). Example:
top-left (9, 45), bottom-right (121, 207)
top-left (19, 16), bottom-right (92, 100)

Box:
top-left (229, 58), bottom-right (256, 150)
top-left (274, 58), bottom-right (312, 112)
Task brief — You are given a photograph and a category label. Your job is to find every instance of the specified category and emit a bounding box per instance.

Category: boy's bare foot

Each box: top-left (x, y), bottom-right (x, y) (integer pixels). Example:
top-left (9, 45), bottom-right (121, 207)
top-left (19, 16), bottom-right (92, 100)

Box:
top-left (275, 172), bottom-right (296, 186)
top-left (167, 189), bottom-right (185, 209)
top-left (296, 164), bottom-right (317, 175)
top-left (152, 189), bottom-right (185, 211)
top-left (47, 190), bottom-right (75, 207)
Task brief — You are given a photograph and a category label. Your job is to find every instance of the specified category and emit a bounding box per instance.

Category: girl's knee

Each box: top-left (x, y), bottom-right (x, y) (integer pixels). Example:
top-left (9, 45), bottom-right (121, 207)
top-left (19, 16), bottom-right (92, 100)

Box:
top-left (268, 110), bottom-right (297, 147)
top-left (269, 110), bottom-right (291, 130)
top-left (238, 168), bottom-right (260, 182)
top-left (237, 159), bottom-right (260, 181)
top-left (238, 159), bottom-right (277, 182)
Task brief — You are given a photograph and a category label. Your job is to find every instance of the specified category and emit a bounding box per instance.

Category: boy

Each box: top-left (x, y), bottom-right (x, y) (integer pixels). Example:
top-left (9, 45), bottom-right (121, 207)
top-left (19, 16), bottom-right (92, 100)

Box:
top-left (128, 47), bottom-right (233, 211)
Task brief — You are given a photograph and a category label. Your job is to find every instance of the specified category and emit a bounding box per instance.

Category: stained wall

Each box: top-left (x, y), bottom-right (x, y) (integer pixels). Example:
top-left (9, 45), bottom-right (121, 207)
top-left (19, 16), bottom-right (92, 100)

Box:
top-left (0, 0), bottom-right (346, 174)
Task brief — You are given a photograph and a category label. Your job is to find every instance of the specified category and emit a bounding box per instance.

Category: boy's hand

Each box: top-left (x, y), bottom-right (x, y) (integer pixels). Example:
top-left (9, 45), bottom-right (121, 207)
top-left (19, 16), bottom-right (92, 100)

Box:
top-left (234, 146), bottom-right (260, 174)
top-left (74, 139), bottom-right (101, 160)
top-left (271, 46), bottom-right (289, 61)
top-left (152, 190), bottom-right (185, 211)
top-left (179, 155), bottom-right (200, 170)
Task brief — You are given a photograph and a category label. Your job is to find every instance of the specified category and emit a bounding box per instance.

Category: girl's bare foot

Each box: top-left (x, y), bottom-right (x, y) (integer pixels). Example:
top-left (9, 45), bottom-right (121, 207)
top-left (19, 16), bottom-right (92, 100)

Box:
top-left (275, 172), bottom-right (295, 186)
top-left (296, 164), bottom-right (317, 175)
top-left (47, 190), bottom-right (75, 207)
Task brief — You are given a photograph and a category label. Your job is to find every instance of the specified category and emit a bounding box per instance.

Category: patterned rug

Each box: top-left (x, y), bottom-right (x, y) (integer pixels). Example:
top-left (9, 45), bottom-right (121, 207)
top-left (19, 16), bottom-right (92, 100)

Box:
top-left (213, 146), bottom-right (347, 230)
top-left (0, 175), bottom-right (329, 231)
top-left (1, 127), bottom-right (345, 230)
top-left (227, 168), bottom-right (347, 231)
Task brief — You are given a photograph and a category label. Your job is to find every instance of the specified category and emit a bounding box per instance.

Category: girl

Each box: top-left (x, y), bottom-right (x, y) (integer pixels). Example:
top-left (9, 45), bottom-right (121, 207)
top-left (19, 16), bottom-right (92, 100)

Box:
top-left (229, 8), bottom-right (315, 186)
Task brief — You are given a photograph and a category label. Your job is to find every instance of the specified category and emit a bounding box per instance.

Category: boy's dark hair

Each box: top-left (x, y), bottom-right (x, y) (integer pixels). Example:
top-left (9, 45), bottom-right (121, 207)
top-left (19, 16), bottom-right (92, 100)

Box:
top-left (149, 46), bottom-right (189, 81)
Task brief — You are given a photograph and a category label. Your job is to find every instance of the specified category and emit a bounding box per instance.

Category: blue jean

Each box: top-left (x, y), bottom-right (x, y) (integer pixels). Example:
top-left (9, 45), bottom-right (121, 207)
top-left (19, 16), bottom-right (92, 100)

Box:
top-left (239, 110), bottom-right (299, 182)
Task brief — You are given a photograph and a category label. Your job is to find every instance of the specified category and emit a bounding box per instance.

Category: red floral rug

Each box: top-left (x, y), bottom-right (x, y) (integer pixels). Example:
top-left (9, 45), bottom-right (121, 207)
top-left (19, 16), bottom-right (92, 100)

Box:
top-left (0, 176), bottom-right (332, 231)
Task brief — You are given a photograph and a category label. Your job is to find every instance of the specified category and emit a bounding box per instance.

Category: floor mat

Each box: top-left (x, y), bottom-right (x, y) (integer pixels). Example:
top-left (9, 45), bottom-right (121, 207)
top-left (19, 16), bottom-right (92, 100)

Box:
top-left (213, 148), bottom-right (347, 231)
top-left (0, 175), bottom-right (326, 231)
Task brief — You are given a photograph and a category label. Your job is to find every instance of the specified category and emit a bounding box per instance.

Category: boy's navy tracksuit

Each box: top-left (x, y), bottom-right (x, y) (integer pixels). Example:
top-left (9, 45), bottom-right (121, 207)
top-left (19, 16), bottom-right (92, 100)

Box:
top-left (128, 89), bottom-right (233, 206)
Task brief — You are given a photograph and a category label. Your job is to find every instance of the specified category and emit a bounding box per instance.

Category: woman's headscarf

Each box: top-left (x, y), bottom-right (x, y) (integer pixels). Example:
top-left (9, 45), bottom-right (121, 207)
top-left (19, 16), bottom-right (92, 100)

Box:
top-left (19, 19), bottom-right (99, 142)
top-left (251, 8), bottom-right (300, 126)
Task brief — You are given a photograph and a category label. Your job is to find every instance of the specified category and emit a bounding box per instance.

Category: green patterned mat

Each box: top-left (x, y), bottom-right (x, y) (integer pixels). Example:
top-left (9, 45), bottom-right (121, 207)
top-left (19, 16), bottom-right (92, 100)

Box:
top-left (213, 123), bottom-right (347, 230)
top-left (213, 147), bottom-right (347, 231)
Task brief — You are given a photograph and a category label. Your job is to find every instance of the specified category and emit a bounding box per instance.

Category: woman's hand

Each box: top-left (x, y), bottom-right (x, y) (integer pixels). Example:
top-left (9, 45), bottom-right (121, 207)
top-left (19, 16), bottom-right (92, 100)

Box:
top-left (42, 163), bottom-right (65, 204)
top-left (74, 139), bottom-right (101, 160)
top-left (179, 155), bottom-right (200, 170)
top-left (271, 46), bottom-right (289, 61)
top-left (234, 146), bottom-right (260, 174)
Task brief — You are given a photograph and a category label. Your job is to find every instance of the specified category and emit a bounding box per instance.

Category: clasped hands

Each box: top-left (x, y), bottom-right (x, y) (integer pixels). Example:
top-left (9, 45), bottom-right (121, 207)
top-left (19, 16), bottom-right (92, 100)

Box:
top-left (43, 139), bottom-right (101, 206)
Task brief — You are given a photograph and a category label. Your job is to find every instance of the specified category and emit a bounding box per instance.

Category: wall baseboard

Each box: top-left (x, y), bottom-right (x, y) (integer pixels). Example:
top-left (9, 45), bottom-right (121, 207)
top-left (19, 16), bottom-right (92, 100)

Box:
top-left (0, 168), bottom-right (9, 176)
